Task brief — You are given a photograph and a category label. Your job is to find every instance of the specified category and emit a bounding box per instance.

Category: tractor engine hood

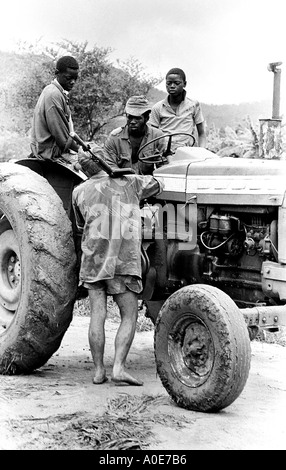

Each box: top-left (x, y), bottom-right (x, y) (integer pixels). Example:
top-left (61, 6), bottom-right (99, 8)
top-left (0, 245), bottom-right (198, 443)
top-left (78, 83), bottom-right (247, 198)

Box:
top-left (154, 147), bottom-right (286, 206)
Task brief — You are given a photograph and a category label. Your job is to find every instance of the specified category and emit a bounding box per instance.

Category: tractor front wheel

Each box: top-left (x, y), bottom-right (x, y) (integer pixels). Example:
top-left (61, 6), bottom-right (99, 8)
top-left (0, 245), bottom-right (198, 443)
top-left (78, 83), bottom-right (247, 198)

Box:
top-left (154, 284), bottom-right (251, 412)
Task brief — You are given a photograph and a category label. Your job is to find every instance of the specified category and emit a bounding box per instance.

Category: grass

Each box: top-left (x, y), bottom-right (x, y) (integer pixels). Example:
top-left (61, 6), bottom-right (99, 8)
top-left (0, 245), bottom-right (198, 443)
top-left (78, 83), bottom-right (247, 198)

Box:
top-left (9, 393), bottom-right (189, 450)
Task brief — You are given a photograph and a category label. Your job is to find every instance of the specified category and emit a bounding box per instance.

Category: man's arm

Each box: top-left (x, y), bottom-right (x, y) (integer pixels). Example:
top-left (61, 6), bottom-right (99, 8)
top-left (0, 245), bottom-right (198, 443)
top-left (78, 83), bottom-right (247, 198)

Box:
top-left (46, 100), bottom-right (78, 153)
top-left (196, 122), bottom-right (207, 148)
top-left (154, 130), bottom-right (166, 155)
top-left (194, 101), bottom-right (207, 148)
top-left (149, 103), bottom-right (161, 128)
top-left (104, 135), bottom-right (123, 169)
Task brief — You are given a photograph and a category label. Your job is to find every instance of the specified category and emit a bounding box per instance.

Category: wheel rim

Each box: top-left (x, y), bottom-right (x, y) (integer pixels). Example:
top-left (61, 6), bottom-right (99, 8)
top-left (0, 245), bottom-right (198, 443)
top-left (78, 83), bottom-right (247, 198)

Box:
top-left (0, 219), bottom-right (21, 332)
top-left (168, 313), bottom-right (215, 387)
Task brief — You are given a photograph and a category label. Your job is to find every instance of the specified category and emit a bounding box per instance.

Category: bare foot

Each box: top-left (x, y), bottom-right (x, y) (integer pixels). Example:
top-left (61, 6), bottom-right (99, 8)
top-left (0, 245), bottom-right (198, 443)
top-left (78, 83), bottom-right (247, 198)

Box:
top-left (92, 371), bottom-right (108, 384)
top-left (111, 371), bottom-right (143, 386)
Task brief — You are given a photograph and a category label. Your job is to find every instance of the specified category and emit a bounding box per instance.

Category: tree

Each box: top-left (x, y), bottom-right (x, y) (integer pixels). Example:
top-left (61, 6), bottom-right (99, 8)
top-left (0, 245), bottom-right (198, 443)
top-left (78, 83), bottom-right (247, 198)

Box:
top-left (11, 40), bottom-right (162, 142)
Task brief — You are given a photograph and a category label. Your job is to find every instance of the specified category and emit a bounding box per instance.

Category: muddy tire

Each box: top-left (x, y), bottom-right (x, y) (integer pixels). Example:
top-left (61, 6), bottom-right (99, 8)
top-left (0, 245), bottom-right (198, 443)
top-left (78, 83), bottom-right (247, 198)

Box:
top-left (154, 284), bottom-right (251, 412)
top-left (0, 163), bottom-right (77, 374)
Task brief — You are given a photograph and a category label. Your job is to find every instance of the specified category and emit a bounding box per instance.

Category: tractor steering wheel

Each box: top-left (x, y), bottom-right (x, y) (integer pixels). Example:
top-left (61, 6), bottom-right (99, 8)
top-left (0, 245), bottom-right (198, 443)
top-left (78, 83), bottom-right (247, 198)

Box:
top-left (137, 132), bottom-right (196, 165)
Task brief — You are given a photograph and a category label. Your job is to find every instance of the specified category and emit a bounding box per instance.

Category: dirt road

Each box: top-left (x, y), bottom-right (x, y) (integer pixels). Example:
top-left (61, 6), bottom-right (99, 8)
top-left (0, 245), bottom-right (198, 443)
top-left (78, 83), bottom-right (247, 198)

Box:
top-left (1, 314), bottom-right (286, 450)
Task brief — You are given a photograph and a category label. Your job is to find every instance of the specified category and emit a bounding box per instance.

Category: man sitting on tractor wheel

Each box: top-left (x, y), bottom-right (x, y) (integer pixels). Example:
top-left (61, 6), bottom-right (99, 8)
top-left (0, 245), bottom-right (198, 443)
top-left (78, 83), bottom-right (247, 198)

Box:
top-left (30, 56), bottom-right (80, 166)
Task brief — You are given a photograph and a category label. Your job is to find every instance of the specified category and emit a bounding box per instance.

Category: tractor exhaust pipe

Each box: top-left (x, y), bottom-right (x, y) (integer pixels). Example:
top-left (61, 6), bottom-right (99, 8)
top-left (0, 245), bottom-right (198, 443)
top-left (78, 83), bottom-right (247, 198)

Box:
top-left (259, 62), bottom-right (282, 159)
top-left (268, 62), bottom-right (282, 119)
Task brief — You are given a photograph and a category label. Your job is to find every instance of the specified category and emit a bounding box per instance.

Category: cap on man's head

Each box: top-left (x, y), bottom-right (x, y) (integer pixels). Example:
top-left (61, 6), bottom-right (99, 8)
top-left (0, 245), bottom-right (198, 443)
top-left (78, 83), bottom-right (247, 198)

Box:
top-left (166, 68), bottom-right (186, 82)
top-left (56, 56), bottom-right (79, 73)
top-left (125, 95), bottom-right (151, 116)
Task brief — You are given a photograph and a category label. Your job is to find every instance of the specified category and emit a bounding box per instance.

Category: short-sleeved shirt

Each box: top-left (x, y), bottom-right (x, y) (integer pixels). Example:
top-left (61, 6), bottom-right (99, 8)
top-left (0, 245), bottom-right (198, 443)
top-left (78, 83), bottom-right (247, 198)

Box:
top-left (149, 93), bottom-right (204, 150)
top-left (72, 173), bottom-right (163, 285)
top-left (104, 124), bottom-right (166, 174)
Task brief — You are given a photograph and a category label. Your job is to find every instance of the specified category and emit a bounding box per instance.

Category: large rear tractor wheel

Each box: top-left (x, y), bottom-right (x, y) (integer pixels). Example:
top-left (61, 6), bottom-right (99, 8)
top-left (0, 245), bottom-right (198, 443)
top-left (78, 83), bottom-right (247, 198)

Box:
top-left (0, 163), bottom-right (77, 374)
top-left (155, 284), bottom-right (251, 412)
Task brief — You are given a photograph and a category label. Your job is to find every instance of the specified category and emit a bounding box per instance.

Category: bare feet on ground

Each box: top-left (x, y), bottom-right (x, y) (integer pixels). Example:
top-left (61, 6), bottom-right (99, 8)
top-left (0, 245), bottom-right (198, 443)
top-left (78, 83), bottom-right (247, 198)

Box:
top-left (111, 371), bottom-right (143, 386)
top-left (92, 369), bottom-right (108, 384)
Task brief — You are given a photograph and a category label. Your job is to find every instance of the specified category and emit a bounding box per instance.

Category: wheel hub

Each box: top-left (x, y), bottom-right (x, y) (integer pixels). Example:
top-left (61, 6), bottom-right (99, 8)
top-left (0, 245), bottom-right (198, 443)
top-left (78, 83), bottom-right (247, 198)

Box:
top-left (182, 323), bottom-right (213, 376)
top-left (168, 314), bottom-right (215, 387)
top-left (0, 228), bottom-right (21, 331)
top-left (7, 255), bottom-right (21, 288)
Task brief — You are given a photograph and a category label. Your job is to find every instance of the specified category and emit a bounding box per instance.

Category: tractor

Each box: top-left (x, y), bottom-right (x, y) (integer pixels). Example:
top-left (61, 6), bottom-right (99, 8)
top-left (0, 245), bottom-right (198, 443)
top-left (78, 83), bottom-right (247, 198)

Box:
top-left (0, 131), bottom-right (285, 412)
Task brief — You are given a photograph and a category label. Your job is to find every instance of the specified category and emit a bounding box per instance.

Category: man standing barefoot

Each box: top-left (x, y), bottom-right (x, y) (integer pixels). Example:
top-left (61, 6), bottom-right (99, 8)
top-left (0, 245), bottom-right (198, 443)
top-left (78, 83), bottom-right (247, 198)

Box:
top-left (72, 152), bottom-right (163, 385)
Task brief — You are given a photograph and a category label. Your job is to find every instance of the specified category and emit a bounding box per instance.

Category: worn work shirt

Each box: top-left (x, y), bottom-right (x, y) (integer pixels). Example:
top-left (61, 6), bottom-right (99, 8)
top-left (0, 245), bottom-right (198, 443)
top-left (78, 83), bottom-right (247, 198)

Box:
top-left (104, 124), bottom-right (166, 174)
top-left (72, 173), bottom-right (163, 285)
top-left (30, 79), bottom-right (78, 160)
top-left (149, 93), bottom-right (204, 150)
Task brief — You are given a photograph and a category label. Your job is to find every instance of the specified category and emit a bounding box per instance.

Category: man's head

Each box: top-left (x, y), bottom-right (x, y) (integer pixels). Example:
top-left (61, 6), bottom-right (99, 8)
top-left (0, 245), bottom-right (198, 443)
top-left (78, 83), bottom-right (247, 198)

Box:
top-left (77, 146), bottom-right (105, 177)
top-left (55, 56), bottom-right (79, 92)
top-left (125, 95), bottom-right (151, 136)
top-left (165, 68), bottom-right (186, 97)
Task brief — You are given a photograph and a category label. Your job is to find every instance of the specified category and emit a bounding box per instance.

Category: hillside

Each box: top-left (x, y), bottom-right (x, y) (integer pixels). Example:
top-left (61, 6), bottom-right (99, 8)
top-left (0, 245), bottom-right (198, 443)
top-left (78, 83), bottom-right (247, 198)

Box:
top-left (202, 100), bottom-right (272, 129)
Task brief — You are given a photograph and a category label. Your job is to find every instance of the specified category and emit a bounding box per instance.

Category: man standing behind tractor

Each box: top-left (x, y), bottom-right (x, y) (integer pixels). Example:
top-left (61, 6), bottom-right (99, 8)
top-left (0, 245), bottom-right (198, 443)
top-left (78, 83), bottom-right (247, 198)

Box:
top-left (30, 56), bottom-right (80, 163)
top-left (149, 68), bottom-right (207, 151)
top-left (72, 153), bottom-right (163, 386)
top-left (104, 95), bottom-right (166, 175)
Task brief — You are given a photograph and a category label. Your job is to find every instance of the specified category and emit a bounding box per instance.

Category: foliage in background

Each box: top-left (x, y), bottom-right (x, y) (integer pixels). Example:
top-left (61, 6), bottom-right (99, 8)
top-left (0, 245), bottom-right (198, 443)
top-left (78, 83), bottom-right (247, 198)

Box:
top-left (206, 117), bottom-right (260, 157)
top-left (2, 40), bottom-right (162, 143)
top-left (0, 43), bottom-right (285, 160)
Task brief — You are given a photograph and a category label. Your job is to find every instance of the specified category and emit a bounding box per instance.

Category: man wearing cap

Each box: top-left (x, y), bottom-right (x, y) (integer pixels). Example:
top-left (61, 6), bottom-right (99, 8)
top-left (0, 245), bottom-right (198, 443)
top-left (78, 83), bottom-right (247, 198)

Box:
top-left (104, 95), bottom-right (166, 175)
top-left (72, 152), bottom-right (163, 386)
top-left (149, 68), bottom-right (207, 152)
top-left (30, 56), bottom-right (80, 164)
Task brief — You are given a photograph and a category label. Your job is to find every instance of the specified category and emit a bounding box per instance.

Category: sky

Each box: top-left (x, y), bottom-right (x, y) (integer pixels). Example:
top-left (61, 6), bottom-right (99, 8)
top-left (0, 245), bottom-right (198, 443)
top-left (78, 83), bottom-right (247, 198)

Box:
top-left (1, 0), bottom-right (286, 110)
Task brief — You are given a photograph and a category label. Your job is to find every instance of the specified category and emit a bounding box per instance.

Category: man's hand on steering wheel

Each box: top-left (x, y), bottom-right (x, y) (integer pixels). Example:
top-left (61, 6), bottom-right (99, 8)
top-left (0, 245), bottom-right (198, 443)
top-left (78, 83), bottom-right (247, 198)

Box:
top-left (137, 132), bottom-right (196, 165)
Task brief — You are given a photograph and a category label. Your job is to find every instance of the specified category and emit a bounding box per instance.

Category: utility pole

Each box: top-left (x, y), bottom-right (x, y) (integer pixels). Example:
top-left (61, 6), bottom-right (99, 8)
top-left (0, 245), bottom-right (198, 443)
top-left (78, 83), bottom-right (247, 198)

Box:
top-left (259, 62), bottom-right (282, 159)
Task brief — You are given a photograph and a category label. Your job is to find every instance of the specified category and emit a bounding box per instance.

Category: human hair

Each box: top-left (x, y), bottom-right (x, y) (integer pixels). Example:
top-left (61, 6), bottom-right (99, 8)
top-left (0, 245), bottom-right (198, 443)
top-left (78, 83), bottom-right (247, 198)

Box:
top-left (166, 68), bottom-right (186, 82)
top-left (56, 56), bottom-right (79, 73)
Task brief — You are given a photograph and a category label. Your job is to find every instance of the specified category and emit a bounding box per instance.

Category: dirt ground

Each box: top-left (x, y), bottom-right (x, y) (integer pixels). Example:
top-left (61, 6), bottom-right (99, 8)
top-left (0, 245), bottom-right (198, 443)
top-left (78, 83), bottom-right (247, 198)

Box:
top-left (1, 311), bottom-right (286, 451)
